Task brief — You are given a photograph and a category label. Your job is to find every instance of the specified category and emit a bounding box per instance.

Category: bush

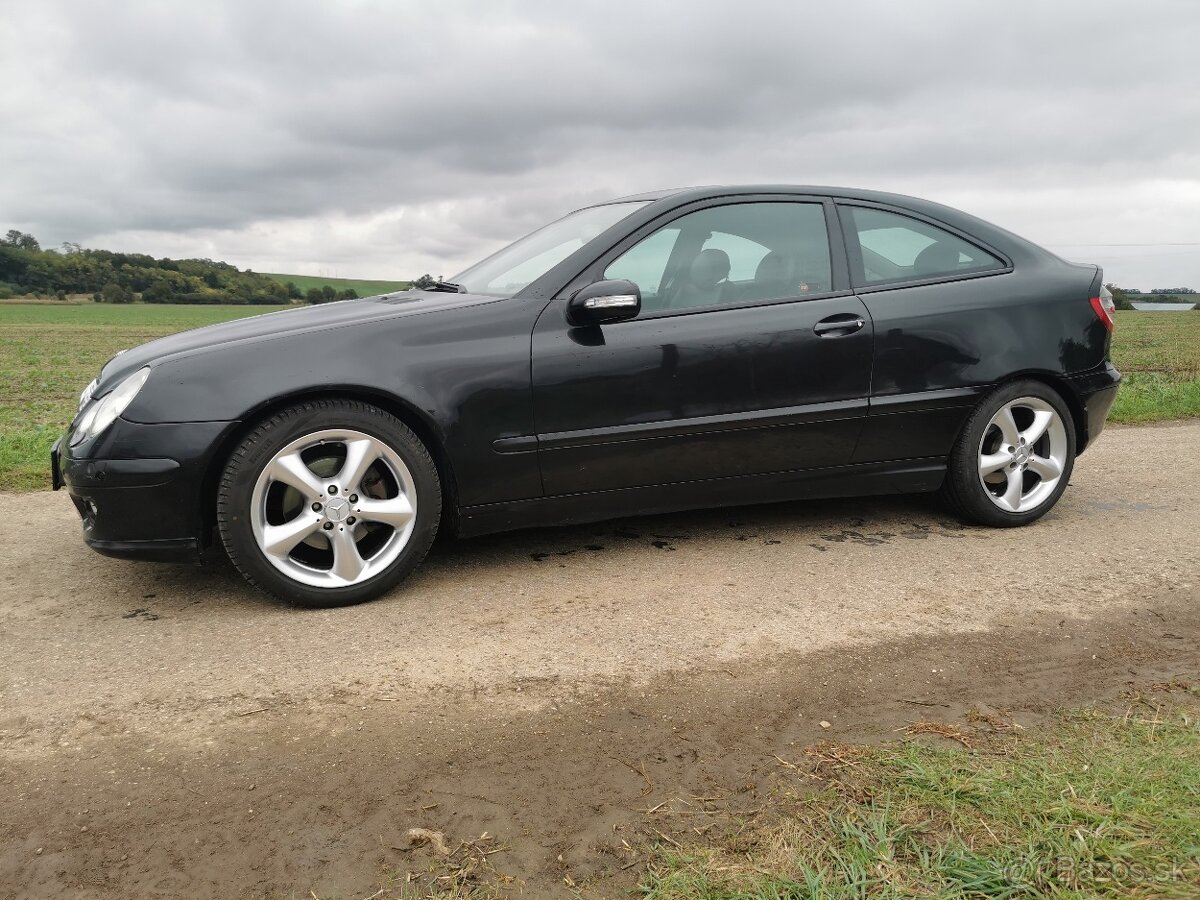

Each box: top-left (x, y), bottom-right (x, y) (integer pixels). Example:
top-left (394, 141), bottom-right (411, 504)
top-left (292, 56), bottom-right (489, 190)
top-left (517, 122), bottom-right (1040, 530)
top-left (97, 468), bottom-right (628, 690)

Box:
top-left (171, 292), bottom-right (226, 305)
top-left (100, 282), bottom-right (132, 304)
top-left (141, 280), bottom-right (174, 304)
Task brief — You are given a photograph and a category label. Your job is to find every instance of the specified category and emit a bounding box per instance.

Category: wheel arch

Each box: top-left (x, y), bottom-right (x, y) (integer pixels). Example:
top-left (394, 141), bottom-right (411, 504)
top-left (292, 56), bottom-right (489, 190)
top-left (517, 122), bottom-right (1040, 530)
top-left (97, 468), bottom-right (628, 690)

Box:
top-left (198, 386), bottom-right (459, 544)
top-left (979, 370), bottom-right (1089, 454)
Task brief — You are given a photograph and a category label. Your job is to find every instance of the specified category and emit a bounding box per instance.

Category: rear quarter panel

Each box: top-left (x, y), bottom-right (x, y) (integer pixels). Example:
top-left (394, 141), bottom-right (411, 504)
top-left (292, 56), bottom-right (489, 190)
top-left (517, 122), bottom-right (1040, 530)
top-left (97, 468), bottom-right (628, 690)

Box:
top-left (853, 260), bottom-right (1105, 462)
top-left (866, 264), bottom-right (1106, 396)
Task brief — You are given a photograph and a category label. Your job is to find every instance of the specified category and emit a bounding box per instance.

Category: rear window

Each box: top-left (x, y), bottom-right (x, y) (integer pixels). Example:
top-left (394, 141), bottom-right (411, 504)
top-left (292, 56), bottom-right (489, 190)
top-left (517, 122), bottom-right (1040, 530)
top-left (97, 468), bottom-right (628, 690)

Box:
top-left (843, 206), bottom-right (1005, 286)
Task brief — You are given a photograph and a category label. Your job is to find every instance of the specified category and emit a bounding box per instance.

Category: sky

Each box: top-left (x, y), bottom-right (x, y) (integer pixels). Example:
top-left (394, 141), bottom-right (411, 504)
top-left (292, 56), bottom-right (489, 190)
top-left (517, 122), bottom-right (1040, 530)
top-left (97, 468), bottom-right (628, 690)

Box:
top-left (2, 0), bottom-right (1198, 290)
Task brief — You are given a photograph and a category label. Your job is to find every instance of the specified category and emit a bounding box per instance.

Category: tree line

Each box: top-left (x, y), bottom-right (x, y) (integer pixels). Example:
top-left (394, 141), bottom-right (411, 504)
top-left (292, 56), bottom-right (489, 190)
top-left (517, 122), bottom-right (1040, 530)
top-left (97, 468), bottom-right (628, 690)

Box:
top-left (1105, 284), bottom-right (1198, 309)
top-left (0, 230), bottom-right (359, 305)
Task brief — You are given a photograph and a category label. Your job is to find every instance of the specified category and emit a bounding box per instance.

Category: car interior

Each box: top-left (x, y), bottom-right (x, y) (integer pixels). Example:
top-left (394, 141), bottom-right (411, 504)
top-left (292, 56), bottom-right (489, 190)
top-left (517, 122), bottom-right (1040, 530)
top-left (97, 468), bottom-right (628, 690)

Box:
top-left (630, 210), bottom-right (834, 314)
top-left (851, 207), bottom-right (1004, 284)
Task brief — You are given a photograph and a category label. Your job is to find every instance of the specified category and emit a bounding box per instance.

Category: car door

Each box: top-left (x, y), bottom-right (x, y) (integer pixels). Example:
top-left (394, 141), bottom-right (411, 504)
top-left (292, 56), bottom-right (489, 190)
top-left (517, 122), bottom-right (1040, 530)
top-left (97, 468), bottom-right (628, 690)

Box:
top-left (836, 202), bottom-right (1013, 463)
top-left (530, 197), bottom-right (874, 495)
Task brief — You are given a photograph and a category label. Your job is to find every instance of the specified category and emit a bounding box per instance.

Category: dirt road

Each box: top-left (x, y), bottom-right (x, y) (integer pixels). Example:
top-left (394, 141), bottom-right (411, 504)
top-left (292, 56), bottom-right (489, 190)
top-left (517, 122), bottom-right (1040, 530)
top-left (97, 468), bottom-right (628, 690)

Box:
top-left (2, 422), bottom-right (1198, 897)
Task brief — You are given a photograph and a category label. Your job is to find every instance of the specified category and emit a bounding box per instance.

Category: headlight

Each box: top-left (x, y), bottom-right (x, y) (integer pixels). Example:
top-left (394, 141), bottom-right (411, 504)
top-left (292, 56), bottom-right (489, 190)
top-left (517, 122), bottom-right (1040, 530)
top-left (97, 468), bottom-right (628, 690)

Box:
top-left (78, 378), bottom-right (98, 410)
top-left (78, 348), bottom-right (128, 410)
top-left (71, 367), bottom-right (151, 445)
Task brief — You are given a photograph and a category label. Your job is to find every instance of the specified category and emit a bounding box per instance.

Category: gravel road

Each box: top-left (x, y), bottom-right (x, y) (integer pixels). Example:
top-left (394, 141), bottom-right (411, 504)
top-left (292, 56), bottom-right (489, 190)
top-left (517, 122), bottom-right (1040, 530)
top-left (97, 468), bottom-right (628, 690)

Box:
top-left (1, 421), bottom-right (1197, 897)
top-left (3, 422), bottom-right (1196, 729)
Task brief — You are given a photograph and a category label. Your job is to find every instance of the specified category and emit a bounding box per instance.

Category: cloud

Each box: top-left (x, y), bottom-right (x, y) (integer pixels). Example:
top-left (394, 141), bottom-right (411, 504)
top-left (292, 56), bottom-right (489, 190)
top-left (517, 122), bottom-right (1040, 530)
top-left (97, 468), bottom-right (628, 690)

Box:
top-left (1, 0), bottom-right (1197, 286)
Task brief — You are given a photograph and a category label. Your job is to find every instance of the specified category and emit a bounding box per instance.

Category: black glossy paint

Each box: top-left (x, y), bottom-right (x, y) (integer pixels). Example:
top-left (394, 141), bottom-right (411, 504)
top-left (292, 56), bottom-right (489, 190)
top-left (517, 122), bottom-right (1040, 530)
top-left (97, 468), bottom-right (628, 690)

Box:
top-left (55, 185), bottom-right (1121, 561)
top-left (531, 294), bottom-right (874, 493)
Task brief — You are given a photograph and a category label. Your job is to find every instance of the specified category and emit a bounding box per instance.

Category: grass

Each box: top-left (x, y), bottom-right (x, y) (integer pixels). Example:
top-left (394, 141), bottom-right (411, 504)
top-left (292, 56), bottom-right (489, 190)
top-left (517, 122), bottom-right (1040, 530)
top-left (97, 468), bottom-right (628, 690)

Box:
top-left (0, 305), bottom-right (1196, 492)
top-left (0, 304), bottom-right (273, 490)
top-left (0, 302), bottom-right (280, 328)
top-left (639, 690), bottom-right (1200, 899)
top-left (1107, 311), bottom-right (1200, 424)
top-left (263, 272), bottom-right (410, 297)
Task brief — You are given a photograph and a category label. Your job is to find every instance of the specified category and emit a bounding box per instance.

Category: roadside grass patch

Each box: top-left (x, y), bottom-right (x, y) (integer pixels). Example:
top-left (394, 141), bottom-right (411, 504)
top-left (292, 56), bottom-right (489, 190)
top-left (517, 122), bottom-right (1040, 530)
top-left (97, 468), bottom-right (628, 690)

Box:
top-left (639, 693), bottom-right (1200, 899)
top-left (1108, 310), bottom-right (1200, 424)
top-left (1108, 373), bottom-right (1200, 424)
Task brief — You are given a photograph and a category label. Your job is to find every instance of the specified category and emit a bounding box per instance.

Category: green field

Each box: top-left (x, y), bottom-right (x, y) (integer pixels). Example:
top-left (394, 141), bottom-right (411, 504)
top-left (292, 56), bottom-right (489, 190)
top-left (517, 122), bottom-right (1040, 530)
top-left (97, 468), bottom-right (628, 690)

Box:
top-left (0, 304), bottom-right (277, 490)
top-left (1108, 310), bottom-right (1200, 423)
top-left (263, 272), bottom-right (410, 297)
top-left (0, 304), bottom-right (1196, 492)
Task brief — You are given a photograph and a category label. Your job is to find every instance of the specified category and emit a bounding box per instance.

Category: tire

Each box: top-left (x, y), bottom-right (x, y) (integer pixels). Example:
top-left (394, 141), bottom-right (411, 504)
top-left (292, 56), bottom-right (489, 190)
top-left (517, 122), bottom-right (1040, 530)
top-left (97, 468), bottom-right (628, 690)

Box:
top-left (217, 399), bottom-right (441, 607)
top-left (941, 380), bottom-right (1076, 527)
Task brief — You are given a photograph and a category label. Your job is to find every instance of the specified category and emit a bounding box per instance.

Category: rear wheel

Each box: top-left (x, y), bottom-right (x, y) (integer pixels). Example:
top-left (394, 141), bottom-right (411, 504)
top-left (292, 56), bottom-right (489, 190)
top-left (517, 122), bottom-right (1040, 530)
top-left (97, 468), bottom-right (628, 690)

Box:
top-left (941, 380), bottom-right (1075, 527)
top-left (217, 400), bottom-right (440, 606)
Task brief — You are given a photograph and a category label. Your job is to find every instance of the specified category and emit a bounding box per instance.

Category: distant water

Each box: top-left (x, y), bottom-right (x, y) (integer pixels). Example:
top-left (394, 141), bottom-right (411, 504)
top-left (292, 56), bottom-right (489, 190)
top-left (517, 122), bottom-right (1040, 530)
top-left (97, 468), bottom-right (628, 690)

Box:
top-left (1129, 301), bottom-right (1197, 311)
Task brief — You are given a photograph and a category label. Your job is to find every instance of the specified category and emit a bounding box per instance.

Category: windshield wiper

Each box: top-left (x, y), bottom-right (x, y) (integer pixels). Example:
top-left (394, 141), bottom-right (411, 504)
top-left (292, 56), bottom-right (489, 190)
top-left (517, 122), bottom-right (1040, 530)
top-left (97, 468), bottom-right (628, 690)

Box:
top-left (423, 280), bottom-right (467, 293)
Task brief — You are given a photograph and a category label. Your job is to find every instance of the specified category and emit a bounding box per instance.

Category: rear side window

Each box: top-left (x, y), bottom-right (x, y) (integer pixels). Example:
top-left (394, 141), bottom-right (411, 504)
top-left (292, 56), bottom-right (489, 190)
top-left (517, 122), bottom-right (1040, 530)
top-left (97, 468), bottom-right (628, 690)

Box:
top-left (842, 206), bottom-right (1004, 286)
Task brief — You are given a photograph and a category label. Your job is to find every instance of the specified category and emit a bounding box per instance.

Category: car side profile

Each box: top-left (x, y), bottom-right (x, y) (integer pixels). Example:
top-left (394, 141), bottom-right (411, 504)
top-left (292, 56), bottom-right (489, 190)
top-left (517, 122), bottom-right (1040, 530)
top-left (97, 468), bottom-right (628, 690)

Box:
top-left (52, 186), bottom-right (1121, 606)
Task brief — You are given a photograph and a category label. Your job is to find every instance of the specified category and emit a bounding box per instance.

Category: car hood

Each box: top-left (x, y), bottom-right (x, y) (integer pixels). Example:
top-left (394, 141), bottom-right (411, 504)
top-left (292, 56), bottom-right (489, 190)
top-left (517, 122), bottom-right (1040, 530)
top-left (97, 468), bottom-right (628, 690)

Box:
top-left (97, 292), bottom-right (502, 388)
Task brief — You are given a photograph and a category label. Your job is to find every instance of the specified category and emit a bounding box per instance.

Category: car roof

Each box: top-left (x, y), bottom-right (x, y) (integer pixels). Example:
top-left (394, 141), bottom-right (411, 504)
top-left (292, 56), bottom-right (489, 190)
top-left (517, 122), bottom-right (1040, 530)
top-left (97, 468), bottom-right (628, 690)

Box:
top-left (601, 184), bottom-right (960, 214)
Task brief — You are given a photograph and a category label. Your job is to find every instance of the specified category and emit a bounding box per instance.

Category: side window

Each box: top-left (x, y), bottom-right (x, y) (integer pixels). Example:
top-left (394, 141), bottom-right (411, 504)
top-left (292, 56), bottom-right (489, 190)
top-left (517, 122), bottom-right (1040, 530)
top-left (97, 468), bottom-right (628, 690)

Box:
top-left (603, 227), bottom-right (680, 308)
top-left (843, 206), bottom-right (1004, 285)
top-left (603, 202), bottom-right (831, 313)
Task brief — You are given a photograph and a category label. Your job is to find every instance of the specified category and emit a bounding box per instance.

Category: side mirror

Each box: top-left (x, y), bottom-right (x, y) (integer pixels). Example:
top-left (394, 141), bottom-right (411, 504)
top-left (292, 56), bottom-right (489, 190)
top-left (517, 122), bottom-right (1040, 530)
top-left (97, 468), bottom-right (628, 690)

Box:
top-left (566, 279), bottom-right (641, 327)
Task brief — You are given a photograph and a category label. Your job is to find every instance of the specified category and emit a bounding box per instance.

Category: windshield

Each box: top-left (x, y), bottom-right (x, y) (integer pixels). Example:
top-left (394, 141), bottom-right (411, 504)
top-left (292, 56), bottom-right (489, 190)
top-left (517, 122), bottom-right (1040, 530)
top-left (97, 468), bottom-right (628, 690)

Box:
top-left (450, 201), bottom-right (648, 296)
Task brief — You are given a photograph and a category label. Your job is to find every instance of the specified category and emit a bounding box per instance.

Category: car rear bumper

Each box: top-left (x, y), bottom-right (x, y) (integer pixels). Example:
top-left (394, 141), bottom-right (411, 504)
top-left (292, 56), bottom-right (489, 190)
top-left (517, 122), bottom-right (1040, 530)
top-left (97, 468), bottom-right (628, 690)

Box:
top-left (52, 419), bottom-right (235, 563)
top-left (1068, 362), bottom-right (1121, 453)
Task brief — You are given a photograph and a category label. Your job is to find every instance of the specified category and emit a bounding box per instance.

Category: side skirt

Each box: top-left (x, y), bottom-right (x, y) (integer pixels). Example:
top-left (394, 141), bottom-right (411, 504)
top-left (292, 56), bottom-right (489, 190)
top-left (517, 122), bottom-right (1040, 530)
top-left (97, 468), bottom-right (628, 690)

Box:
top-left (455, 458), bottom-right (946, 538)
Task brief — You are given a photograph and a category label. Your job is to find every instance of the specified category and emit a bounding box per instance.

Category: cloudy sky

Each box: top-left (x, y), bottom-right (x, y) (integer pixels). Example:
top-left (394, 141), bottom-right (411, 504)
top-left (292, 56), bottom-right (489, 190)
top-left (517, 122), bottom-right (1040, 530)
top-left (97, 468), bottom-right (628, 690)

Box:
top-left (2, 0), bottom-right (1198, 290)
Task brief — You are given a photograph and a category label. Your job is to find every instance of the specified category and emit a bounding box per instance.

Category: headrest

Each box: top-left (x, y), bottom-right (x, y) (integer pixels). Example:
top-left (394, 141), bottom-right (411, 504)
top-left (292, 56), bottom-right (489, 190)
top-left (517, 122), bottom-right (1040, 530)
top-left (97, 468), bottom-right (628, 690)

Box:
top-left (913, 241), bottom-right (961, 276)
top-left (689, 248), bottom-right (731, 287)
top-left (755, 250), bottom-right (789, 284)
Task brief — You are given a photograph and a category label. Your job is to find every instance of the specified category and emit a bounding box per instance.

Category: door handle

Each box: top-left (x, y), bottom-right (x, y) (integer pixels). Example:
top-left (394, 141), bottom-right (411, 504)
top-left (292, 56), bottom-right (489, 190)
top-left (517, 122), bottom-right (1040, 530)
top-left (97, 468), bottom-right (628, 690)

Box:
top-left (813, 314), bottom-right (866, 337)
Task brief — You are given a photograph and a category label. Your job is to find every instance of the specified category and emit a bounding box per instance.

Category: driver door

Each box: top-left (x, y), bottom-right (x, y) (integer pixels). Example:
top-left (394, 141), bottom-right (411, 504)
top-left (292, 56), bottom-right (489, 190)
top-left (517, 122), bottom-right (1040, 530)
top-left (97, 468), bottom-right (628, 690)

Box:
top-left (531, 198), bottom-right (873, 495)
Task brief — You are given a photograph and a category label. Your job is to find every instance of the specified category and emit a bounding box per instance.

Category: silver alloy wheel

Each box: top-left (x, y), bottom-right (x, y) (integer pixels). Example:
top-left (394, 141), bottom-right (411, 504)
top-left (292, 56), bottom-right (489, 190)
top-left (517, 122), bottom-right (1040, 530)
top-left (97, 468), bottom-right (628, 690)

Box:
top-left (250, 429), bottom-right (417, 588)
top-left (977, 397), bottom-right (1068, 513)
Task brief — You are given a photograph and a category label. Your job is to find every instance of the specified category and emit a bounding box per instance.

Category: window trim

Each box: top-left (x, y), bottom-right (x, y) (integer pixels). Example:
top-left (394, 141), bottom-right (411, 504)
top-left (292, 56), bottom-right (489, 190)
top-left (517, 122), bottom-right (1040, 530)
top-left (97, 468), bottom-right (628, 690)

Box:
top-left (557, 195), bottom-right (853, 322)
top-left (835, 200), bottom-right (1013, 293)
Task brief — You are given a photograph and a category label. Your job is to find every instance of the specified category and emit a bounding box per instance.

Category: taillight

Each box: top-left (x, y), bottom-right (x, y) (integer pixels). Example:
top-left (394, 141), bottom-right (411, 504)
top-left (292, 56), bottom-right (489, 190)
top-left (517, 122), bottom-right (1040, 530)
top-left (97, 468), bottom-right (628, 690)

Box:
top-left (1090, 288), bottom-right (1115, 332)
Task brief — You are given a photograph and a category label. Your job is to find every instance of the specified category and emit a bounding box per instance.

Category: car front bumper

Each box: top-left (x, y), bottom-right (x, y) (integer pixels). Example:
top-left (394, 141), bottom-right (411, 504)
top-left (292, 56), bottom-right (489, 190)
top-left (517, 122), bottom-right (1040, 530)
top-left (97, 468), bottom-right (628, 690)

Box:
top-left (52, 418), bottom-right (236, 563)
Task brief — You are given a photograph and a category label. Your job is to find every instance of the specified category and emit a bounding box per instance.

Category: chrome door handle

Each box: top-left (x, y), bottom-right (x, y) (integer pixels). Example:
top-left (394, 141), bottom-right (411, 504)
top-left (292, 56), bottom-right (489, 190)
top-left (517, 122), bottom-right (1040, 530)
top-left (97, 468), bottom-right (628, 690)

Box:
top-left (813, 315), bottom-right (866, 337)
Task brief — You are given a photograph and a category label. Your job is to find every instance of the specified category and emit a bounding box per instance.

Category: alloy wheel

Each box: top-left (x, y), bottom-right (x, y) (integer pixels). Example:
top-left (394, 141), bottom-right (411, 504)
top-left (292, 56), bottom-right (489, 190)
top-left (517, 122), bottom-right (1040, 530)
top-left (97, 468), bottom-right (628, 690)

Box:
top-left (250, 429), bottom-right (417, 588)
top-left (976, 397), bottom-right (1068, 513)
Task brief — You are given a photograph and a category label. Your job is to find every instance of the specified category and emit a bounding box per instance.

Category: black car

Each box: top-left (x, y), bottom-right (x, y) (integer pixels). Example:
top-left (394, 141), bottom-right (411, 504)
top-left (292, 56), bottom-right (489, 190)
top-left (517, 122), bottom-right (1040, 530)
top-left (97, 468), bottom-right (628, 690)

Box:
top-left (53, 186), bottom-right (1121, 606)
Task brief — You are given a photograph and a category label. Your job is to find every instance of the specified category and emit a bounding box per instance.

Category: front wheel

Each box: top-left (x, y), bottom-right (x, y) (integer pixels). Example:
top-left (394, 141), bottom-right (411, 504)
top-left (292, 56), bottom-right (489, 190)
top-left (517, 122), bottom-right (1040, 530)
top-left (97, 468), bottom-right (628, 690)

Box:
top-left (217, 400), bottom-right (441, 607)
top-left (941, 380), bottom-right (1076, 527)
